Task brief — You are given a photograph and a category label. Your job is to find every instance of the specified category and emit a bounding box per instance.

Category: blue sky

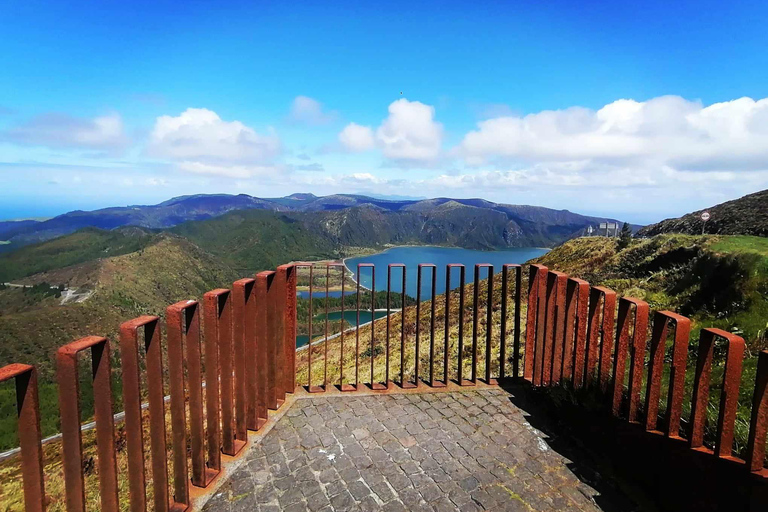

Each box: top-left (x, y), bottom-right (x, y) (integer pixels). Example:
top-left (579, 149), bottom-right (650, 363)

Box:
top-left (2, 0), bottom-right (768, 224)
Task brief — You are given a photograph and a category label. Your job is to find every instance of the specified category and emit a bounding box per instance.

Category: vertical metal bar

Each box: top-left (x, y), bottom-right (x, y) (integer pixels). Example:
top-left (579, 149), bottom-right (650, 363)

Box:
top-left (203, 291), bottom-right (225, 471)
top-left (204, 291), bottom-right (228, 462)
top-left (444, 265), bottom-right (452, 385)
top-left (585, 286), bottom-right (616, 390)
top-left (272, 265), bottom-right (295, 400)
top-left (0, 364), bottom-right (45, 512)
top-left (644, 311), bottom-right (690, 436)
top-left (356, 265), bottom-right (361, 389)
top-left (340, 264), bottom-right (346, 388)
top-left (500, 266), bottom-right (508, 380)
top-left (120, 317), bottom-right (178, 512)
top-left (387, 265), bottom-right (392, 384)
top-left (747, 350), bottom-right (768, 472)
top-left (57, 336), bottom-right (119, 512)
top-left (324, 265), bottom-right (330, 388)
top-left (689, 328), bottom-right (745, 457)
top-left (525, 265), bottom-right (548, 385)
top-left (308, 265), bottom-right (314, 391)
top-left (456, 265), bottom-right (469, 386)
top-left (387, 265), bottom-right (392, 387)
top-left (170, 301), bottom-right (213, 487)
top-left (232, 280), bottom-right (253, 447)
top-left (626, 300), bottom-right (649, 424)
top-left (542, 272), bottom-right (557, 386)
top-left (369, 265), bottom-right (385, 389)
top-left (471, 265), bottom-right (480, 384)
top-left (401, 266), bottom-right (414, 388)
top-left (339, 264), bottom-right (356, 392)
top-left (610, 299), bottom-right (649, 419)
top-left (485, 266), bottom-right (494, 383)
top-left (551, 272), bottom-right (568, 385)
top-left (166, 305), bottom-right (190, 505)
top-left (186, 304), bottom-right (208, 486)
top-left (273, 269), bottom-right (288, 402)
top-left (514, 265), bottom-right (521, 379)
top-left (280, 265), bottom-right (297, 395)
top-left (259, 271), bottom-right (281, 404)
top-left (598, 289), bottom-right (617, 392)
top-left (571, 278), bottom-right (590, 389)
top-left (415, 265), bottom-right (423, 386)
top-left (119, 321), bottom-right (148, 512)
top-left (429, 265), bottom-right (437, 386)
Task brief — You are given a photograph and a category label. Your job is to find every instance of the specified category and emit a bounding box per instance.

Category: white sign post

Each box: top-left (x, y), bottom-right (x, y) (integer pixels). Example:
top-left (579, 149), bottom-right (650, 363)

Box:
top-left (701, 211), bottom-right (710, 234)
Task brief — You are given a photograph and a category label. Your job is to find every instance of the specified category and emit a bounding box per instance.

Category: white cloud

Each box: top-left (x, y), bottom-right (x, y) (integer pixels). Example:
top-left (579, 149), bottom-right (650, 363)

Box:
top-left (149, 108), bottom-right (281, 163)
top-left (177, 161), bottom-right (286, 179)
top-left (457, 95), bottom-right (768, 171)
top-left (338, 123), bottom-right (375, 151)
top-left (289, 96), bottom-right (336, 125)
top-left (4, 112), bottom-right (129, 152)
top-left (338, 98), bottom-right (443, 161)
top-left (148, 108), bottom-right (283, 178)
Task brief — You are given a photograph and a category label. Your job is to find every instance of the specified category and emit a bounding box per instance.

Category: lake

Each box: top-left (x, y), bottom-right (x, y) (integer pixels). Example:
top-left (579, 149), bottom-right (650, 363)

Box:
top-left (297, 309), bottom-right (388, 348)
top-left (344, 246), bottom-right (548, 298)
top-left (297, 290), bottom-right (355, 299)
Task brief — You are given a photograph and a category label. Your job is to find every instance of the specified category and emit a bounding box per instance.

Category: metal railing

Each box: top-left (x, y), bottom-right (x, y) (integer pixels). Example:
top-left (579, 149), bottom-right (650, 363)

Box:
top-left (1, 261), bottom-right (767, 512)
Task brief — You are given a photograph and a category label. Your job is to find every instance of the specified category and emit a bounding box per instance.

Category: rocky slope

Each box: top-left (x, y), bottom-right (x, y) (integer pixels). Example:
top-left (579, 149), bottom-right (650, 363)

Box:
top-left (638, 188), bottom-right (768, 237)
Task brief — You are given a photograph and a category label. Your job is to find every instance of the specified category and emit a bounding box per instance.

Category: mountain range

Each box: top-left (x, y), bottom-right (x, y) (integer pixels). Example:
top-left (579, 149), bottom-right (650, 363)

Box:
top-left (0, 192), bottom-right (631, 252)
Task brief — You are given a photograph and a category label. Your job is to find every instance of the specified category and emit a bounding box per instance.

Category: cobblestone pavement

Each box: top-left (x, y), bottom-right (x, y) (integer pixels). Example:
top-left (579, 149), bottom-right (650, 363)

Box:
top-left (203, 390), bottom-right (620, 511)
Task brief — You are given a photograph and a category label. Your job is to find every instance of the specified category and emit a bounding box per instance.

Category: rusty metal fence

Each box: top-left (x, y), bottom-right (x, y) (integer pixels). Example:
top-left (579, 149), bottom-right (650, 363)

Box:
top-left (523, 264), bottom-right (768, 510)
top-left (1, 261), bottom-right (768, 511)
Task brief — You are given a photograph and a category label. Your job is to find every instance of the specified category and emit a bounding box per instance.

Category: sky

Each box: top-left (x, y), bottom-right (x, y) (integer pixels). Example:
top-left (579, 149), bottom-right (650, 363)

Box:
top-left (1, 0), bottom-right (768, 224)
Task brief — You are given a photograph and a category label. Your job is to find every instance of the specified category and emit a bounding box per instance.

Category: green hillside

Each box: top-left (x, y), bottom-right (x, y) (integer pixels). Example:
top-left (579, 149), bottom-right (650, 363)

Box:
top-left (0, 226), bottom-right (158, 282)
top-left (0, 235), bottom-right (240, 449)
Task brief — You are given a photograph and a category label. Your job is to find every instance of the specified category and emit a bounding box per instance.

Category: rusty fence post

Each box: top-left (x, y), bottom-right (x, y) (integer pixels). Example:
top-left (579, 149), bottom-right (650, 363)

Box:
top-left (500, 264), bottom-right (521, 380)
top-left (688, 328), bottom-right (745, 457)
top-left (446, 265), bottom-right (467, 386)
top-left (610, 298), bottom-right (649, 419)
top-left (0, 364), bottom-right (45, 512)
top-left (478, 264), bottom-right (495, 384)
top-left (644, 311), bottom-right (691, 437)
top-left (387, 264), bottom-right (405, 389)
top-left (747, 350), bottom-right (768, 472)
top-left (120, 316), bottom-right (186, 512)
top-left (611, 298), bottom-right (649, 420)
top-left (524, 264), bottom-right (548, 385)
top-left (418, 264), bottom-right (438, 387)
top-left (277, 264), bottom-right (297, 396)
top-left (167, 300), bottom-right (218, 489)
top-left (232, 279), bottom-right (253, 440)
top-left (565, 278), bottom-right (590, 388)
top-left (57, 336), bottom-right (119, 512)
top-left (203, 290), bottom-right (226, 471)
top-left (471, 264), bottom-right (495, 384)
top-left (585, 286), bottom-right (616, 390)
top-left (257, 271), bottom-right (284, 405)
top-left (543, 271), bottom-right (568, 386)
top-left (206, 289), bottom-right (246, 459)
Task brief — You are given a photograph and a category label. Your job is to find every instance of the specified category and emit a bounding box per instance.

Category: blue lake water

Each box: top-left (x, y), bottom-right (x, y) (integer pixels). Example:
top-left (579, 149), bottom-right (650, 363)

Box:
top-left (297, 310), bottom-right (388, 348)
top-left (345, 246), bottom-right (548, 298)
top-left (297, 290), bottom-right (355, 299)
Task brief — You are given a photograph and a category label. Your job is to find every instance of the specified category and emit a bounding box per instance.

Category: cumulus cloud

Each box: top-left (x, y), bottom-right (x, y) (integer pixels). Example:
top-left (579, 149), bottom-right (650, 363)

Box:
top-left (3, 112), bottom-right (129, 152)
top-left (177, 161), bottom-right (286, 179)
top-left (288, 96), bottom-right (336, 125)
top-left (338, 99), bottom-right (443, 161)
top-left (149, 108), bottom-right (280, 162)
top-left (457, 95), bottom-right (768, 171)
top-left (148, 108), bottom-right (283, 178)
top-left (338, 123), bottom-right (375, 151)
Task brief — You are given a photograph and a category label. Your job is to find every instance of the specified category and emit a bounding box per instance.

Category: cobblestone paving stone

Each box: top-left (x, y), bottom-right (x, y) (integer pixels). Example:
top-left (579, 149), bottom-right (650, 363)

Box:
top-left (203, 390), bottom-right (614, 511)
